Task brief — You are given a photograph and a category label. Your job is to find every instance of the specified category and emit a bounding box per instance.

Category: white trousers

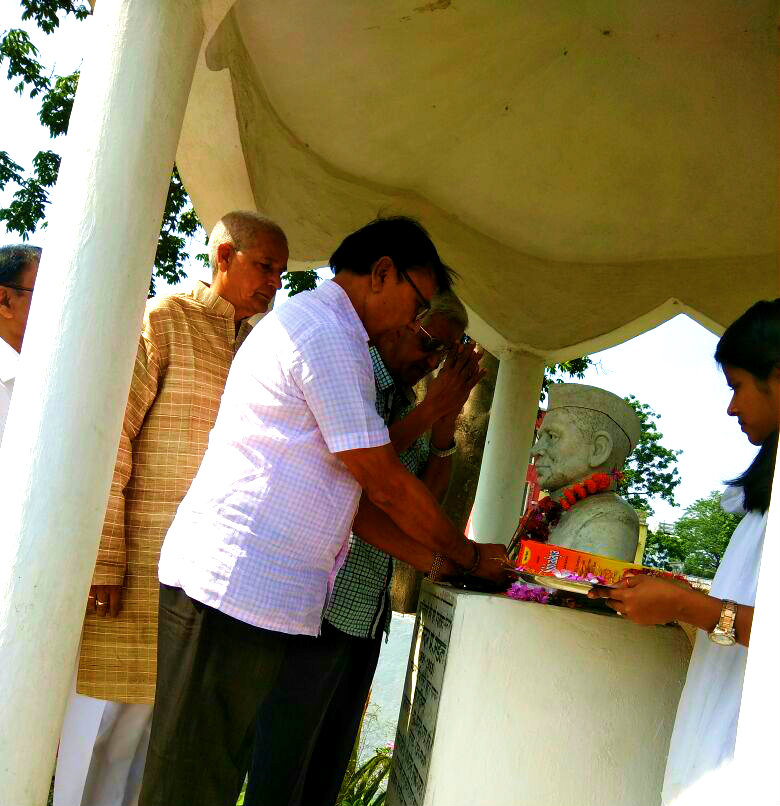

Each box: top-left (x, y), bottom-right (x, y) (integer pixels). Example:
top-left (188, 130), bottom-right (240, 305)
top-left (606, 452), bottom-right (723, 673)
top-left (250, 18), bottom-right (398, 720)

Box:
top-left (54, 682), bottom-right (153, 806)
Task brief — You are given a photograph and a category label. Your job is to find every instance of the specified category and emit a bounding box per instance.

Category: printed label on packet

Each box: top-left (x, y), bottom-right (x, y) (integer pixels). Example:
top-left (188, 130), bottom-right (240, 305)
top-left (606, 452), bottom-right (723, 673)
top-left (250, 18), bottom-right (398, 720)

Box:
top-left (519, 540), bottom-right (642, 585)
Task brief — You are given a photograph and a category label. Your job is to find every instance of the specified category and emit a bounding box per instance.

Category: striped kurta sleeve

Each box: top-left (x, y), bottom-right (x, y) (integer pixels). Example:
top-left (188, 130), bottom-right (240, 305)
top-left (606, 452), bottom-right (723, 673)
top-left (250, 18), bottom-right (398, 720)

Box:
top-left (91, 316), bottom-right (165, 586)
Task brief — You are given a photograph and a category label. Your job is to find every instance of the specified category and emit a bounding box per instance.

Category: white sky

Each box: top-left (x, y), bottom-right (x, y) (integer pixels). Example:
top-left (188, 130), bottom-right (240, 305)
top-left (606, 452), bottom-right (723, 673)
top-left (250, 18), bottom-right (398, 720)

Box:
top-left (1, 6), bottom-right (759, 529)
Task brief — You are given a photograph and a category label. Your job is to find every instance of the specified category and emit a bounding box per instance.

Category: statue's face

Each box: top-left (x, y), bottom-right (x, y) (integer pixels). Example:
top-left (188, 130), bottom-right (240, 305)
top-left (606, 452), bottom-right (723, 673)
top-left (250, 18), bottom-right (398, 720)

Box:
top-left (531, 408), bottom-right (593, 492)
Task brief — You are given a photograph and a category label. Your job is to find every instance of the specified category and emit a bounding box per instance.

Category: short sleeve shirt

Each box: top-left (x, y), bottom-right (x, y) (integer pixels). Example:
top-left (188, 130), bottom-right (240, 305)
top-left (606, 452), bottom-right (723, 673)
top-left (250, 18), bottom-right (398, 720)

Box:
top-left (158, 280), bottom-right (390, 636)
top-left (324, 347), bottom-right (429, 640)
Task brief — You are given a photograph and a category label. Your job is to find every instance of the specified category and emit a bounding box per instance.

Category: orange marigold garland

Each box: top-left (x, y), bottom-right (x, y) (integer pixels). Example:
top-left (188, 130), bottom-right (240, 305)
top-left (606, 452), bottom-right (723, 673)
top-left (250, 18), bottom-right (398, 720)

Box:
top-left (559, 472), bottom-right (613, 510)
top-left (506, 469), bottom-right (624, 561)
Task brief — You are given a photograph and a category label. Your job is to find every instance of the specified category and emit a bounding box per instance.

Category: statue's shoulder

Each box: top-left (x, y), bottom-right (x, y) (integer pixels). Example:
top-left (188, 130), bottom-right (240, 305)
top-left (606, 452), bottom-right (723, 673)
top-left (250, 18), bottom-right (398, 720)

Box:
top-left (552, 492), bottom-right (639, 561)
top-left (568, 492), bottom-right (639, 526)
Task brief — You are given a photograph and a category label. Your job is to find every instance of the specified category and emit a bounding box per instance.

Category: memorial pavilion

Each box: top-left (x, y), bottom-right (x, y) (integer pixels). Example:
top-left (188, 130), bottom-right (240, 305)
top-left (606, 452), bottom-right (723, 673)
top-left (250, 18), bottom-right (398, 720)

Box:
top-left (0, 2), bottom-right (777, 803)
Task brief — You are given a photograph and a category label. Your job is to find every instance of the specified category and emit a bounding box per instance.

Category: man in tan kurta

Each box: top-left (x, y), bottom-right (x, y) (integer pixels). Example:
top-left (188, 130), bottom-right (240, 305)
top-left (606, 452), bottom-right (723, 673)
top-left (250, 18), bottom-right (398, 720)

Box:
top-left (53, 211), bottom-right (289, 806)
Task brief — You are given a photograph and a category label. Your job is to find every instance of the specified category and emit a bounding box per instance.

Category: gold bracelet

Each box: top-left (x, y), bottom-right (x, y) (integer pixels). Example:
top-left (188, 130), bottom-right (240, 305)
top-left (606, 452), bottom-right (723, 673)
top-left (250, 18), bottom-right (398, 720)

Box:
top-left (428, 553), bottom-right (446, 583)
top-left (465, 541), bottom-right (481, 575)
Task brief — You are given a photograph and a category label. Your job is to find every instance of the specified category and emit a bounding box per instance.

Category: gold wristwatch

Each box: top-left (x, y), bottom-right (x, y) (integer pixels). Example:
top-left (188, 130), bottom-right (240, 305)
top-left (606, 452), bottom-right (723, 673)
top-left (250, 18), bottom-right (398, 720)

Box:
top-left (708, 599), bottom-right (737, 646)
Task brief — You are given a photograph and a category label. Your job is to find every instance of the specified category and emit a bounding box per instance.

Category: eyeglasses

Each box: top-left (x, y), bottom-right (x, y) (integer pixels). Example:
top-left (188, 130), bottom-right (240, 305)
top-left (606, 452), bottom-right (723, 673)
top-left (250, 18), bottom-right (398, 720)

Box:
top-left (0, 282), bottom-right (34, 293)
top-left (417, 322), bottom-right (449, 356)
top-left (398, 268), bottom-right (432, 322)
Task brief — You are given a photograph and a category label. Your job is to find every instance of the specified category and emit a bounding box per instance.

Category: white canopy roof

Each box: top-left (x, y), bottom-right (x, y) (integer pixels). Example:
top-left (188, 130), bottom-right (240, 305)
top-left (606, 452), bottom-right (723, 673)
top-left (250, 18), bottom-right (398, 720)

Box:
top-left (177, 0), bottom-right (779, 358)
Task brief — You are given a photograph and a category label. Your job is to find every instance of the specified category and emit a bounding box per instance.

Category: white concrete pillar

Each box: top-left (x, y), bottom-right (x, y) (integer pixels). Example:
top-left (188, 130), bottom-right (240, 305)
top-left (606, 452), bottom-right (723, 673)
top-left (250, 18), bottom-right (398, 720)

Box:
top-left (0, 2), bottom-right (204, 803)
top-left (469, 350), bottom-right (545, 545)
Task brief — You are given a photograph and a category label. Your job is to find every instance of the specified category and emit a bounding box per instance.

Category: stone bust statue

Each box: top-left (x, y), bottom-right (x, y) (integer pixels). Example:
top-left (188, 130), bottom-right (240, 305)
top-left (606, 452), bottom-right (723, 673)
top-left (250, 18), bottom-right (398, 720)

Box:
top-left (531, 384), bottom-right (642, 561)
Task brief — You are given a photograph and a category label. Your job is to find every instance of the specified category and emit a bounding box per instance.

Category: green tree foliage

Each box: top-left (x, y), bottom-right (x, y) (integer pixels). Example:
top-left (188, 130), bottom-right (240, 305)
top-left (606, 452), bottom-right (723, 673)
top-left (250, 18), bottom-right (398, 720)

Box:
top-left (543, 362), bottom-right (683, 516)
top-left (19, 1), bottom-right (89, 33)
top-left (283, 268), bottom-right (320, 297)
top-left (541, 356), bottom-right (592, 400)
top-left (336, 745), bottom-right (392, 806)
top-left (675, 491), bottom-right (743, 578)
top-left (642, 527), bottom-right (686, 570)
top-left (616, 395), bottom-right (682, 516)
top-left (1, 2), bottom-right (206, 291)
top-left (1, 26), bottom-right (49, 96)
top-left (150, 166), bottom-right (209, 293)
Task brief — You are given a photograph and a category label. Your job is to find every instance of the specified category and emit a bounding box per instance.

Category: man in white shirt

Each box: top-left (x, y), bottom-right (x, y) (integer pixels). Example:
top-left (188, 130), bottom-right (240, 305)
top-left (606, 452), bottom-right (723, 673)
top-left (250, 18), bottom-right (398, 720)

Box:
top-left (141, 217), bottom-right (510, 806)
top-left (0, 244), bottom-right (40, 448)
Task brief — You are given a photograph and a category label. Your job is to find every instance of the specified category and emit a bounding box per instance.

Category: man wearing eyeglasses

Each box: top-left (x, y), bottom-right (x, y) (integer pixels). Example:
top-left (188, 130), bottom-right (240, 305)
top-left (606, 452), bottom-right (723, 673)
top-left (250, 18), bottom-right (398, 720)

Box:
top-left (53, 211), bottom-right (288, 806)
top-left (247, 289), bottom-right (483, 805)
top-left (0, 244), bottom-right (40, 448)
top-left (142, 217), bottom-right (510, 806)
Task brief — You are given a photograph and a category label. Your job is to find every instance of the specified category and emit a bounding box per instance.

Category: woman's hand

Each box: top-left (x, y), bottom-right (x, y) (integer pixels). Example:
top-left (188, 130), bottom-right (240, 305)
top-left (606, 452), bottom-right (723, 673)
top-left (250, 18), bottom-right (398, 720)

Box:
top-left (587, 574), bottom-right (688, 625)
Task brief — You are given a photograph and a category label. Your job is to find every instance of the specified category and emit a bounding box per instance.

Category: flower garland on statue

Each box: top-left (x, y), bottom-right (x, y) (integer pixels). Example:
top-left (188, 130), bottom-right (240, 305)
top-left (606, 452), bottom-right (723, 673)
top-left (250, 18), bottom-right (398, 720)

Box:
top-left (506, 469), bottom-right (624, 563)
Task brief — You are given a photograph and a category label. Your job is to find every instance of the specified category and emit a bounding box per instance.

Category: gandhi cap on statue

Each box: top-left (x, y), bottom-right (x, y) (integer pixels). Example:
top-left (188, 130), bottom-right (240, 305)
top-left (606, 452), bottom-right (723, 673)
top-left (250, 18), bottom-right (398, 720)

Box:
top-left (538, 383), bottom-right (642, 561)
top-left (547, 384), bottom-right (641, 453)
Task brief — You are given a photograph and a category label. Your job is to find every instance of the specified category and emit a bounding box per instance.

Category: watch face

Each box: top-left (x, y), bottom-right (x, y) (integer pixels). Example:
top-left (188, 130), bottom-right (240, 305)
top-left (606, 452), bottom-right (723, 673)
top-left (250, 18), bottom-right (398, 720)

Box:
top-left (709, 630), bottom-right (736, 646)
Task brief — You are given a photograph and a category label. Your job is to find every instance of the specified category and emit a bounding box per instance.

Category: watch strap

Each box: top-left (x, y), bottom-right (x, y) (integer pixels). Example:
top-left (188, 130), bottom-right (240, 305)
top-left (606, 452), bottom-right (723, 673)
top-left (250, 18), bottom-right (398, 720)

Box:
top-left (708, 599), bottom-right (737, 644)
top-left (430, 439), bottom-right (457, 458)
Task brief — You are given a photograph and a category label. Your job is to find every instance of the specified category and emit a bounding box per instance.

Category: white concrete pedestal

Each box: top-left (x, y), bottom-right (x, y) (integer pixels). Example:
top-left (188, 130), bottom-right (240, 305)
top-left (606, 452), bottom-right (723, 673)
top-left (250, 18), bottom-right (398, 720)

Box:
top-left (387, 581), bottom-right (691, 806)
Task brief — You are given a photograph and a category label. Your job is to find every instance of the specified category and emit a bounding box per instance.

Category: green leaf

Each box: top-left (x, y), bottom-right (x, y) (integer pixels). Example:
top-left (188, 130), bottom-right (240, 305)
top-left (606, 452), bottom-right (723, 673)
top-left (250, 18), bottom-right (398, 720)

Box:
top-left (283, 269), bottom-right (319, 296)
top-left (20, 0), bottom-right (90, 34)
top-left (151, 165), bottom-right (206, 290)
top-left (0, 175), bottom-right (50, 239)
top-left (32, 149), bottom-right (60, 186)
top-left (0, 28), bottom-right (50, 98)
top-left (336, 748), bottom-right (393, 806)
top-left (39, 71), bottom-right (78, 137)
top-left (674, 491), bottom-right (743, 578)
top-left (541, 356), bottom-right (592, 400)
top-left (2, 2), bottom-right (204, 295)
top-left (0, 149), bottom-right (61, 238)
top-left (616, 395), bottom-right (682, 516)
top-left (0, 151), bottom-right (24, 191)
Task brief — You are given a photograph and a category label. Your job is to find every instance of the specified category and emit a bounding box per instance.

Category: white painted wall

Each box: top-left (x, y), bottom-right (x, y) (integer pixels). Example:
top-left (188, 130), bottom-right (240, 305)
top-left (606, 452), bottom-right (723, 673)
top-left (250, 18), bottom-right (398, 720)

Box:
top-left (418, 588), bottom-right (691, 806)
top-left (0, 2), bottom-right (204, 802)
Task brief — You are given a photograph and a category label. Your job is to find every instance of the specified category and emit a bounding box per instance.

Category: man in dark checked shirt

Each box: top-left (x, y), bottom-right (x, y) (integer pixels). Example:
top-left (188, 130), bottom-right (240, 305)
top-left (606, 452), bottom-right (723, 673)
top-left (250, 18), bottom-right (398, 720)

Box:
top-left (247, 290), bottom-right (483, 804)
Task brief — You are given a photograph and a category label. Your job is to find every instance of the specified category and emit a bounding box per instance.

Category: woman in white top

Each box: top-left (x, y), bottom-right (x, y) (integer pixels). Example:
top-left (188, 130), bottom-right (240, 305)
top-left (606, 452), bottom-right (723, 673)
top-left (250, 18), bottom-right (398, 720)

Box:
top-left (589, 298), bottom-right (779, 804)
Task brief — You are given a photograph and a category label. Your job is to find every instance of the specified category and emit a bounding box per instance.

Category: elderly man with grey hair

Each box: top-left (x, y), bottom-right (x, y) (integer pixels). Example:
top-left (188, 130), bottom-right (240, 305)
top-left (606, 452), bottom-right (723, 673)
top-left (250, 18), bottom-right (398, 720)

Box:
top-left (53, 211), bottom-right (288, 806)
top-left (245, 289), bottom-right (484, 805)
top-left (0, 244), bottom-right (41, 446)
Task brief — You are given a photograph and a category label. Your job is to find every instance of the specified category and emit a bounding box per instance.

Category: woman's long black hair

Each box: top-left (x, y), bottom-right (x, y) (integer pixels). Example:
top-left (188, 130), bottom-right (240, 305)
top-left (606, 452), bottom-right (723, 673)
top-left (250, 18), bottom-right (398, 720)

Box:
top-left (715, 298), bottom-right (780, 513)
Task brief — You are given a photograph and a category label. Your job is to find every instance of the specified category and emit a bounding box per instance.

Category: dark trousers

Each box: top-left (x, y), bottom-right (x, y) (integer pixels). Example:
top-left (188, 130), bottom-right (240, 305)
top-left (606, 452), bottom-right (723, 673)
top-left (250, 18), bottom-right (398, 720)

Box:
top-left (139, 585), bottom-right (382, 806)
top-left (246, 617), bottom-right (383, 806)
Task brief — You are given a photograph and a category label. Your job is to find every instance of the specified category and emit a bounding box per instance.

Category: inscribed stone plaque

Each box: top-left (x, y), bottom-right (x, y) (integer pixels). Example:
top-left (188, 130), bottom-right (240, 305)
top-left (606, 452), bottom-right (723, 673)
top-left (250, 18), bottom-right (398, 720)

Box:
top-left (387, 583), bottom-right (455, 806)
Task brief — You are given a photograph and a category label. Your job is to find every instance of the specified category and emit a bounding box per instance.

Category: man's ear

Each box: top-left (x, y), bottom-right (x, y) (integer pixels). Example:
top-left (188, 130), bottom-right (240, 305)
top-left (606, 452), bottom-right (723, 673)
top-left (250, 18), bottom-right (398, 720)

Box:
top-left (590, 431), bottom-right (613, 467)
top-left (0, 288), bottom-right (12, 320)
top-left (369, 256), bottom-right (394, 292)
top-left (216, 242), bottom-right (234, 273)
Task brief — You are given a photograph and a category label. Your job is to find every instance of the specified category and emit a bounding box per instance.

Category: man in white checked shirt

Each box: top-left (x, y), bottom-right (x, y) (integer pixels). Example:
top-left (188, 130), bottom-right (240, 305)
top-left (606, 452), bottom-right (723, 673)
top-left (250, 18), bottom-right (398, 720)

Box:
top-left (249, 290), bottom-right (481, 806)
top-left (141, 218), bottom-right (510, 806)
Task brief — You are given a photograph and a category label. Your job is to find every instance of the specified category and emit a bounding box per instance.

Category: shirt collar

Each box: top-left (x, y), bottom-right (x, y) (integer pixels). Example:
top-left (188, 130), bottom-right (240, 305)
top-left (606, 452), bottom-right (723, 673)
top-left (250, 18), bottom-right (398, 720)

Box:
top-left (0, 336), bottom-right (19, 384)
top-left (189, 280), bottom-right (236, 320)
top-left (316, 279), bottom-right (370, 343)
top-left (370, 346), bottom-right (395, 393)
top-left (368, 344), bottom-right (416, 406)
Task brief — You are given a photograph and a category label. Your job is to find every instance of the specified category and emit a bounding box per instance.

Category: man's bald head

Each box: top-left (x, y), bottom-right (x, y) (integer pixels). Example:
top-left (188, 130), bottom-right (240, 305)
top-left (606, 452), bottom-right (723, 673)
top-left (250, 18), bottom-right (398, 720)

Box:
top-left (209, 211), bottom-right (288, 279)
top-left (208, 211), bottom-right (289, 321)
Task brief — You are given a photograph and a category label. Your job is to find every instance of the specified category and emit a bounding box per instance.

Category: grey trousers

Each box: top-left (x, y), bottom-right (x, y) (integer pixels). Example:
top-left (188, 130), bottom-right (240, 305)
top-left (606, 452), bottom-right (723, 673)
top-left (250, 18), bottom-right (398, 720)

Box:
top-left (139, 585), bottom-right (289, 806)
